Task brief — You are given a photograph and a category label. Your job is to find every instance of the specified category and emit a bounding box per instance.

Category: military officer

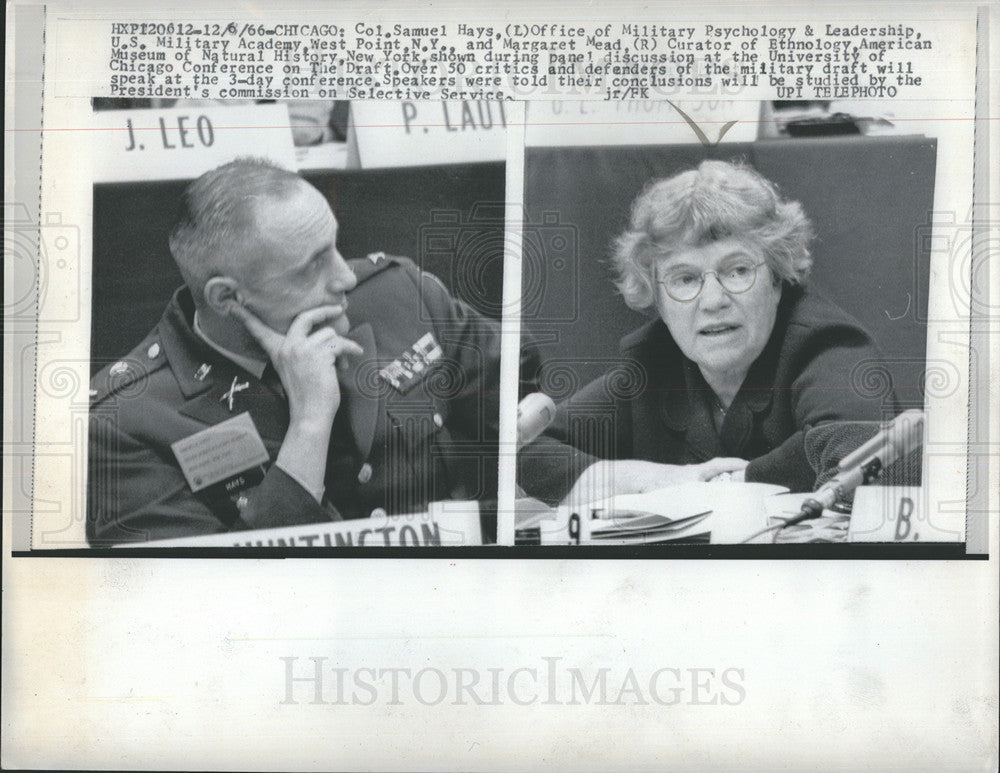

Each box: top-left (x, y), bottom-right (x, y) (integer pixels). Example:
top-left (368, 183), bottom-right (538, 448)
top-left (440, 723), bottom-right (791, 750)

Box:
top-left (87, 158), bottom-right (513, 546)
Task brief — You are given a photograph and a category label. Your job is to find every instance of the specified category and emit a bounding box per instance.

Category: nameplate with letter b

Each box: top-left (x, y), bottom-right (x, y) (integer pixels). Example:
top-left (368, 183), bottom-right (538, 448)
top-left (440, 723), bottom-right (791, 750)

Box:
top-left (848, 487), bottom-right (964, 542)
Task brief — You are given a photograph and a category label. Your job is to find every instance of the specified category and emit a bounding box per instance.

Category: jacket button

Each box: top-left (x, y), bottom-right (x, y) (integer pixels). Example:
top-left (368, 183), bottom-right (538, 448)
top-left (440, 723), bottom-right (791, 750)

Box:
top-left (370, 507), bottom-right (387, 519)
top-left (433, 412), bottom-right (444, 428)
top-left (357, 463), bottom-right (373, 484)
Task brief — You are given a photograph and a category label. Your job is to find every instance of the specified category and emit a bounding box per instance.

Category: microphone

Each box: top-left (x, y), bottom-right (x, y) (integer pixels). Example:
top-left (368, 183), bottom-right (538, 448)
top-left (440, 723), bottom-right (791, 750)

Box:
top-left (798, 410), bottom-right (925, 522)
top-left (516, 392), bottom-right (557, 449)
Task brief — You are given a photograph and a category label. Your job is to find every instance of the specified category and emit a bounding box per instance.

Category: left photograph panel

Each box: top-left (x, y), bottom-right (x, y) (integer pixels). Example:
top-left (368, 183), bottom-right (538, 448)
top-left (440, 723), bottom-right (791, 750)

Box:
top-left (37, 98), bottom-right (524, 550)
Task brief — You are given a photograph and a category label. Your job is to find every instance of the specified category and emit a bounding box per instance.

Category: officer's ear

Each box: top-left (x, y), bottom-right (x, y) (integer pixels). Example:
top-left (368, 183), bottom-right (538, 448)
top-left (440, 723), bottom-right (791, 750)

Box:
top-left (203, 276), bottom-right (242, 317)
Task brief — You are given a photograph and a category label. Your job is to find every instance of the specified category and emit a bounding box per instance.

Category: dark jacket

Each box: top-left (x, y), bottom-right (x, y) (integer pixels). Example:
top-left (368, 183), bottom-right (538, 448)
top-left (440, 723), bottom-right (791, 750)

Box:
top-left (518, 287), bottom-right (895, 504)
top-left (88, 256), bottom-right (518, 546)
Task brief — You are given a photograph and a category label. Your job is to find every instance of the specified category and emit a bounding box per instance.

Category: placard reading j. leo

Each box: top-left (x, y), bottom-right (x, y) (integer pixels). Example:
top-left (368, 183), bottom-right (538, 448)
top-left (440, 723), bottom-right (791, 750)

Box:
top-left (348, 100), bottom-right (507, 168)
top-left (91, 103), bottom-right (298, 182)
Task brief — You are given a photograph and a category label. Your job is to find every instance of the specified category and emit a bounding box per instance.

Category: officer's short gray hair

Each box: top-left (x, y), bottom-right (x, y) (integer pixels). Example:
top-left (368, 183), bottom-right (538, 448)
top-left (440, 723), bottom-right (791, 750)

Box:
top-left (169, 157), bottom-right (306, 297)
top-left (611, 160), bottom-right (815, 313)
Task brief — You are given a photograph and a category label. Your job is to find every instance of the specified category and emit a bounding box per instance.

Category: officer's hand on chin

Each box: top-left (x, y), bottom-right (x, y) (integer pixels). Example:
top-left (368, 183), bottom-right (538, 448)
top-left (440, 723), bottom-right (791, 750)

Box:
top-left (230, 303), bottom-right (364, 429)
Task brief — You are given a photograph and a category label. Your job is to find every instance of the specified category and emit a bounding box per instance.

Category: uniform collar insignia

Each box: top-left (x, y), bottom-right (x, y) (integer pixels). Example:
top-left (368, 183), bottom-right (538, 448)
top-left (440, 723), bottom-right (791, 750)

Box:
top-left (220, 376), bottom-right (250, 412)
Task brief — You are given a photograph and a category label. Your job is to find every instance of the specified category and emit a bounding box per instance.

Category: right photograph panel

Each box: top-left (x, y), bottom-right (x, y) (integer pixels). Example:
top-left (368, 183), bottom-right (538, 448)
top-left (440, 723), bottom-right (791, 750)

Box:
top-left (515, 100), bottom-right (940, 547)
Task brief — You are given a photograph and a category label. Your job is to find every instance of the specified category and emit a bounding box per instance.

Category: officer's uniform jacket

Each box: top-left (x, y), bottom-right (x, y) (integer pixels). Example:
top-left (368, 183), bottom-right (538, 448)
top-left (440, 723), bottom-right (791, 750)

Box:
top-left (88, 256), bottom-right (505, 546)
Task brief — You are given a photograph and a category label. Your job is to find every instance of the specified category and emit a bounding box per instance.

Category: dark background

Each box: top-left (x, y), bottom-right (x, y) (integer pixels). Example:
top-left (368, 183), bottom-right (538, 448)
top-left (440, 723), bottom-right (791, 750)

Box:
top-left (522, 135), bottom-right (936, 409)
top-left (91, 161), bottom-right (505, 373)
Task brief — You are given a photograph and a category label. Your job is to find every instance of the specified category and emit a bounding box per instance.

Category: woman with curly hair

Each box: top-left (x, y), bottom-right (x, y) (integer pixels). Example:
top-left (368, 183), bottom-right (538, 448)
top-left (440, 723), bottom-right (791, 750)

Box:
top-left (519, 160), bottom-right (894, 504)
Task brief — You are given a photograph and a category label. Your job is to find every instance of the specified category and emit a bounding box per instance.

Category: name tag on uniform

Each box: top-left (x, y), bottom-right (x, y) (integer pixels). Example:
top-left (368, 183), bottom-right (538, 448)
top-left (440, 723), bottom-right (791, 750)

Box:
top-left (171, 412), bottom-right (269, 493)
top-left (378, 332), bottom-right (443, 393)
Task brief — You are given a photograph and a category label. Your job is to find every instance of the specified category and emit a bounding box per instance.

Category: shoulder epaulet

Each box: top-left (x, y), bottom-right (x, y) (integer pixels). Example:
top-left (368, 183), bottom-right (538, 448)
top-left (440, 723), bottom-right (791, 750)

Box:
top-left (348, 253), bottom-right (413, 285)
top-left (89, 328), bottom-right (169, 406)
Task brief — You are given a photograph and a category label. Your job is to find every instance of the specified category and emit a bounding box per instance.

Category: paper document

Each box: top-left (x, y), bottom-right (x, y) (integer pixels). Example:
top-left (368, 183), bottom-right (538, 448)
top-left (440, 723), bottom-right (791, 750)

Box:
top-left (520, 482), bottom-right (788, 545)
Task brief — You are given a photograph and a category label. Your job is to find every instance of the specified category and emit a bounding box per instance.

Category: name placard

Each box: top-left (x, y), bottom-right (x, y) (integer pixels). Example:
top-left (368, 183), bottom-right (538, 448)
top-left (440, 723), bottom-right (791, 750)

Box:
top-left (137, 502), bottom-right (482, 547)
top-left (848, 487), bottom-right (964, 542)
top-left (92, 103), bottom-right (298, 182)
top-left (525, 100), bottom-right (759, 146)
top-left (347, 100), bottom-right (507, 168)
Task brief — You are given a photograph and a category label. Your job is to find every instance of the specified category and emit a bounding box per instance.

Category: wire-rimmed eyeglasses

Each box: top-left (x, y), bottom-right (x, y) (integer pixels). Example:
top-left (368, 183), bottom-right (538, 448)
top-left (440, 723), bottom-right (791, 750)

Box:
top-left (657, 260), bottom-right (768, 303)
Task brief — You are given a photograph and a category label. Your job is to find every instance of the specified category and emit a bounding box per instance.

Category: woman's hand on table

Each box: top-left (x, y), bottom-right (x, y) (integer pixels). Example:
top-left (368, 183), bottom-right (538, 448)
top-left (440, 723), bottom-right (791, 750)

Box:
top-left (702, 459), bottom-right (749, 483)
top-left (563, 458), bottom-right (749, 506)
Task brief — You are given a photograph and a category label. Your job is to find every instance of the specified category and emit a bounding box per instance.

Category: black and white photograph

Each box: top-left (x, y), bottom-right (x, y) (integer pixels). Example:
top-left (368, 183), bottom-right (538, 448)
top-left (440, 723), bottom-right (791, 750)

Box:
top-left (81, 98), bottom-right (518, 548)
top-left (4, 2), bottom-right (995, 770)
top-left (516, 100), bottom-right (942, 546)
